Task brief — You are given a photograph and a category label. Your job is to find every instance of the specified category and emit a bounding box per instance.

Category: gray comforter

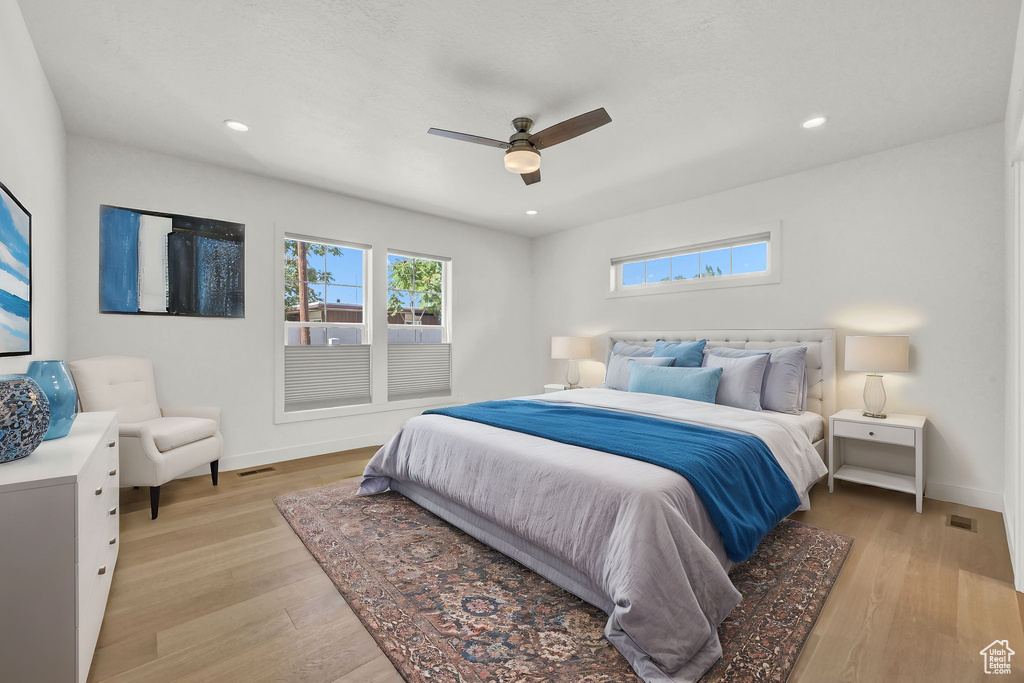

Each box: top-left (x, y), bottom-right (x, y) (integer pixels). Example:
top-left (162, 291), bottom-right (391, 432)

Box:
top-left (358, 388), bottom-right (826, 682)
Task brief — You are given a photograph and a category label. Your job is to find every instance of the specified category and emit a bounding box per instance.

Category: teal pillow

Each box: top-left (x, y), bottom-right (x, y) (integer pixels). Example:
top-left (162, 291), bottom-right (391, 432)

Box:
top-left (627, 364), bottom-right (723, 403)
top-left (653, 340), bottom-right (707, 368)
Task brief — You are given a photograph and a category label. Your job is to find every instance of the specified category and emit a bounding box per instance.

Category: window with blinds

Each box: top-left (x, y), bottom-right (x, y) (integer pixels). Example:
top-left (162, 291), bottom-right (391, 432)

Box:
top-left (283, 237), bottom-right (371, 411)
top-left (387, 252), bottom-right (451, 401)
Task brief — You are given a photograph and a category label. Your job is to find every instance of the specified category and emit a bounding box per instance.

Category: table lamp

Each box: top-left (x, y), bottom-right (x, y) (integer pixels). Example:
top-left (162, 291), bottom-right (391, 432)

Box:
top-left (551, 336), bottom-right (591, 389)
top-left (845, 335), bottom-right (910, 418)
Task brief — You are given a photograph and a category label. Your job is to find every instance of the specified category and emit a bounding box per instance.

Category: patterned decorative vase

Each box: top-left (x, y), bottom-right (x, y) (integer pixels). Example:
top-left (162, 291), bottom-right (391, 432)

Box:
top-left (25, 360), bottom-right (78, 440)
top-left (0, 375), bottom-right (51, 463)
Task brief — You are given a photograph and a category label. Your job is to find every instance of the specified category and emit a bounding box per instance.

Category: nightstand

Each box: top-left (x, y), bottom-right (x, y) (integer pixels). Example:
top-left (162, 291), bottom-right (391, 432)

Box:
top-left (829, 409), bottom-right (927, 513)
top-left (543, 383), bottom-right (567, 393)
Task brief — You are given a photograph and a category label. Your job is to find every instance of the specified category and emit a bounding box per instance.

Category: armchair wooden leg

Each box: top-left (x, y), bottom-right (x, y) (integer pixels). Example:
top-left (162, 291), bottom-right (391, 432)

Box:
top-left (211, 459), bottom-right (219, 486)
top-left (150, 486), bottom-right (161, 520)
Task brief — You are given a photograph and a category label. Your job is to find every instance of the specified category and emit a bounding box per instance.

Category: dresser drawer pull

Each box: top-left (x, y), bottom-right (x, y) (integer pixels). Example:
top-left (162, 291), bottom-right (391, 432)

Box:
top-left (95, 487), bottom-right (103, 496)
top-left (109, 537), bottom-right (117, 545)
top-left (108, 441), bottom-right (116, 448)
top-left (109, 507), bottom-right (117, 516)
top-left (97, 565), bottom-right (107, 575)
top-left (109, 469), bottom-right (117, 476)
top-left (868, 431), bottom-right (874, 436)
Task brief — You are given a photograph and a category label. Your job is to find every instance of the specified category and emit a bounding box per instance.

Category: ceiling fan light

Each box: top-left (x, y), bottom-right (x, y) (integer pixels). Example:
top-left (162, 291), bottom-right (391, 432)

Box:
top-left (504, 147), bottom-right (541, 174)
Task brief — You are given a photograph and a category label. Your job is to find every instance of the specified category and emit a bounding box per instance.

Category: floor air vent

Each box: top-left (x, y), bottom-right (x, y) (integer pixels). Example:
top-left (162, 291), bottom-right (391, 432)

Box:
top-left (947, 514), bottom-right (977, 532)
top-left (237, 466), bottom-right (277, 477)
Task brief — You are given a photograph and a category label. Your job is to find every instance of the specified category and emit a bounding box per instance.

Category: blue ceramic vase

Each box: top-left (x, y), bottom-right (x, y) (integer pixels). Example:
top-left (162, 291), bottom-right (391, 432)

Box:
top-left (26, 360), bottom-right (78, 440)
top-left (0, 375), bottom-right (51, 463)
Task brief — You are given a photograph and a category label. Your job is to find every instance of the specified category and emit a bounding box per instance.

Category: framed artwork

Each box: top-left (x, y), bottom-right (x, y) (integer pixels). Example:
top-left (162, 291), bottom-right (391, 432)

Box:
top-left (99, 205), bottom-right (244, 317)
top-left (0, 181), bottom-right (31, 357)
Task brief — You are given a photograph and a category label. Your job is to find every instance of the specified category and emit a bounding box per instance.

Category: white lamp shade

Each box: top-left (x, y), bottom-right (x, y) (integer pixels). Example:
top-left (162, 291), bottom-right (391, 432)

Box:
top-left (551, 336), bottom-right (590, 360)
top-left (845, 335), bottom-right (909, 373)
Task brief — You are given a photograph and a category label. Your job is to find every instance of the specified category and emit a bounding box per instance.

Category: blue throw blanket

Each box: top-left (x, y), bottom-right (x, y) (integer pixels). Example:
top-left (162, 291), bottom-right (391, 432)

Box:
top-left (425, 400), bottom-right (801, 562)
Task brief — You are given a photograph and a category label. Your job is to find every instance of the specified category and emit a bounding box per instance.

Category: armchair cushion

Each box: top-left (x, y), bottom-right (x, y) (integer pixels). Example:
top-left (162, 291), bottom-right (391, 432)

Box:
top-left (121, 417), bottom-right (218, 452)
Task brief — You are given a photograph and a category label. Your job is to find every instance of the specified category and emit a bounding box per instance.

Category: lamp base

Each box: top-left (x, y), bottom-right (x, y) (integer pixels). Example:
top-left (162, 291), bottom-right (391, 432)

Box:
top-left (565, 359), bottom-right (581, 390)
top-left (862, 374), bottom-right (887, 419)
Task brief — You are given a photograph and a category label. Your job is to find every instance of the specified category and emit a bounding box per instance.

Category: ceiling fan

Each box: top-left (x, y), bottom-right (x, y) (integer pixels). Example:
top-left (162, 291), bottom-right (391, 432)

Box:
top-left (427, 108), bottom-right (612, 186)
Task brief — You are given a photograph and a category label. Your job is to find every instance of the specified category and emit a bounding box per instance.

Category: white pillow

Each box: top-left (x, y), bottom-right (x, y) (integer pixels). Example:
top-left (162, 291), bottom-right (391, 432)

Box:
top-left (605, 355), bottom-right (673, 391)
top-left (701, 353), bottom-right (770, 411)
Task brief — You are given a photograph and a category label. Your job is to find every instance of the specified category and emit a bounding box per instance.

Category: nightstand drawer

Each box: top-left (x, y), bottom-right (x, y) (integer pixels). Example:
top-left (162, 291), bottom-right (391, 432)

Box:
top-left (832, 419), bottom-right (915, 447)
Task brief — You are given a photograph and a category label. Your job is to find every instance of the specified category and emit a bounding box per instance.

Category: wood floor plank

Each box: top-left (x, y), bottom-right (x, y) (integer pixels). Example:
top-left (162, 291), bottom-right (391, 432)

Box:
top-left (88, 449), bottom-right (1022, 683)
top-left (955, 569), bottom-right (1024, 682)
top-left (330, 654), bottom-right (403, 683)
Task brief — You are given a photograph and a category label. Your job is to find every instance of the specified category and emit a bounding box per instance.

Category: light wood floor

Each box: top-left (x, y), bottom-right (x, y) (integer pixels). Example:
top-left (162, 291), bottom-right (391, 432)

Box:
top-left (89, 449), bottom-right (1024, 683)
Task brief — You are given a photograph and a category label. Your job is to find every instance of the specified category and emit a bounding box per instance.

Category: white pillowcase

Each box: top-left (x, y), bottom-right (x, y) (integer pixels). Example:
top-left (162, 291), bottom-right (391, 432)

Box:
top-left (701, 353), bottom-right (770, 411)
top-left (604, 355), bottom-right (673, 391)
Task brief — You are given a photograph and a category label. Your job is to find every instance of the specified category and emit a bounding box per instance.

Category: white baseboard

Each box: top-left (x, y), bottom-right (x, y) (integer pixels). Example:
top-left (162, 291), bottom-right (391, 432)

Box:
top-left (926, 481), bottom-right (1004, 513)
top-left (177, 432), bottom-right (393, 480)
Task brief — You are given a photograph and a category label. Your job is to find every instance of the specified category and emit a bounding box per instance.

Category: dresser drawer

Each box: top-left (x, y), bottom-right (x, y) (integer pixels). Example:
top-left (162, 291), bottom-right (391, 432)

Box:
top-left (832, 419), bottom-right (915, 447)
top-left (78, 539), bottom-right (116, 682)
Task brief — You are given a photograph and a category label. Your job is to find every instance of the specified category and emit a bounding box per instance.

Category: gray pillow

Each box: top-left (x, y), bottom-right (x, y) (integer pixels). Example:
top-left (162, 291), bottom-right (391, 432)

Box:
top-left (701, 353), bottom-right (770, 411)
top-left (706, 346), bottom-right (807, 414)
top-left (612, 341), bottom-right (654, 358)
top-left (605, 355), bottom-right (673, 391)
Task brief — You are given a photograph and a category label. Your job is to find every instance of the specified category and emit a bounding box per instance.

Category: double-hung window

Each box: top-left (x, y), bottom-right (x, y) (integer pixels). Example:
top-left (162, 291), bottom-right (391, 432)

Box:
top-left (386, 252), bottom-right (451, 401)
top-left (282, 238), bottom-right (370, 411)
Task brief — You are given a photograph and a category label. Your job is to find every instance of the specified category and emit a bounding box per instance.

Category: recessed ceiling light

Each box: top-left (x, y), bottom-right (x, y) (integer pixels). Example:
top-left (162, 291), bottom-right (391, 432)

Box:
top-left (802, 116), bottom-right (828, 129)
top-left (224, 119), bottom-right (250, 132)
top-left (526, 210), bottom-right (538, 215)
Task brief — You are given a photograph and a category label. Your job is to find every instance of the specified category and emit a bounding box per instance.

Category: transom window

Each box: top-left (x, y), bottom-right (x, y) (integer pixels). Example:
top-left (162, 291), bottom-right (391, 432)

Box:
top-left (621, 240), bottom-right (767, 286)
top-left (284, 238), bottom-right (366, 345)
top-left (610, 227), bottom-right (779, 296)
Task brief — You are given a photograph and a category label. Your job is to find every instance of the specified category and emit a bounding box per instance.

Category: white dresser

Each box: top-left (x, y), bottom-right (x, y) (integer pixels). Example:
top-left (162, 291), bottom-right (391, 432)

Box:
top-left (0, 411), bottom-right (119, 683)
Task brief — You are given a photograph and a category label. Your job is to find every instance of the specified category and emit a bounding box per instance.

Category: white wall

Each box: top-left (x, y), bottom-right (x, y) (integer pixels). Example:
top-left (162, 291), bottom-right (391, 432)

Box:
top-left (0, 0), bottom-right (66, 375)
top-left (532, 123), bottom-right (1006, 511)
top-left (65, 136), bottom-right (534, 471)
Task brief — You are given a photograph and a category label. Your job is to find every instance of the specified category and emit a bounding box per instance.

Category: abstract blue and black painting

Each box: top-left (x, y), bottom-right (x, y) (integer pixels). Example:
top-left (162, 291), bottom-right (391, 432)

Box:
top-left (99, 205), bottom-right (244, 318)
top-left (0, 181), bottom-right (31, 357)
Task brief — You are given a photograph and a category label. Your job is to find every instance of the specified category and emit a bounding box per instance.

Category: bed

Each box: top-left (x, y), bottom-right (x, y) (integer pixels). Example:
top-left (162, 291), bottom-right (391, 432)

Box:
top-left (359, 329), bottom-right (835, 682)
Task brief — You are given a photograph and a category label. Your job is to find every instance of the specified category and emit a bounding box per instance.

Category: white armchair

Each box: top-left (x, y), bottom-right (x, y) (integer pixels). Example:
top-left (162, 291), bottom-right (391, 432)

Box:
top-left (69, 356), bottom-right (223, 519)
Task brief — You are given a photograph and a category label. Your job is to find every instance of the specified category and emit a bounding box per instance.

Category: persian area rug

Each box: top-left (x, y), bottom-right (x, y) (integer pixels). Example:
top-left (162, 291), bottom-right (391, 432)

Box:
top-left (275, 479), bottom-right (852, 683)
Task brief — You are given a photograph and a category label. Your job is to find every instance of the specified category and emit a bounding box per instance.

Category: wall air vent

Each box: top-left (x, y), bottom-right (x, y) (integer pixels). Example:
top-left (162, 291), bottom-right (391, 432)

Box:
top-left (237, 466), bottom-right (277, 477)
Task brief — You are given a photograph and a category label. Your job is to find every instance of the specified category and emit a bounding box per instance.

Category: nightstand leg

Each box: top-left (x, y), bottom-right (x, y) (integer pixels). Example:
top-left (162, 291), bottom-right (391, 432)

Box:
top-left (915, 439), bottom-right (923, 513)
top-left (828, 432), bottom-right (836, 493)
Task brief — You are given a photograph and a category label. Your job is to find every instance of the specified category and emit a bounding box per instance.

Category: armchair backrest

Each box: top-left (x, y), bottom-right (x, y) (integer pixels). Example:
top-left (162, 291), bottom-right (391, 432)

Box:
top-left (69, 356), bottom-right (162, 423)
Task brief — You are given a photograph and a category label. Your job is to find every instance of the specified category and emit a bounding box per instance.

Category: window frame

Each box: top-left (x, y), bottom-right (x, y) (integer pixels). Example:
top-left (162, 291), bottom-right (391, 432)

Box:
top-left (608, 223), bottom-right (781, 298)
top-left (283, 235), bottom-right (370, 347)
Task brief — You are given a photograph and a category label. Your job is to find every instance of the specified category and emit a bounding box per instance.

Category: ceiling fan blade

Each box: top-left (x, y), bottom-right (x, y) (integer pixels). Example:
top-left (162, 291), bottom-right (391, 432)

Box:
top-left (521, 169), bottom-right (541, 185)
top-left (427, 128), bottom-right (510, 149)
top-left (528, 108), bottom-right (611, 150)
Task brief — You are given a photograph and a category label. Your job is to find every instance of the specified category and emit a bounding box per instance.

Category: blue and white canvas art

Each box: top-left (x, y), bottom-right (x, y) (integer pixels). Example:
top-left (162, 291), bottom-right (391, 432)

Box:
top-left (99, 205), bottom-right (244, 317)
top-left (0, 182), bottom-right (31, 357)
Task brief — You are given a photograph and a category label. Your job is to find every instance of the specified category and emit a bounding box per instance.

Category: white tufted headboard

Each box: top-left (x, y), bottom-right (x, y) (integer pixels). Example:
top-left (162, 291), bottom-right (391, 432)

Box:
top-left (601, 329), bottom-right (836, 420)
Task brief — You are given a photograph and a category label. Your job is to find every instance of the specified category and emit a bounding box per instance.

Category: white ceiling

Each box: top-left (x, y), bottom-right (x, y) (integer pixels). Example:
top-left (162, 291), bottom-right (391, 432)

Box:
top-left (20, 0), bottom-right (1021, 237)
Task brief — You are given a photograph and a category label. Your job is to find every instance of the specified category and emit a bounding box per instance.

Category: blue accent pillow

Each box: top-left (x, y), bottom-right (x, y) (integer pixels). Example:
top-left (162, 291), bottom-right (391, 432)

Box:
top-left (628, 364), bottom-right (723, 403)
top-left (653, 340), bottom-right (707, 368)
